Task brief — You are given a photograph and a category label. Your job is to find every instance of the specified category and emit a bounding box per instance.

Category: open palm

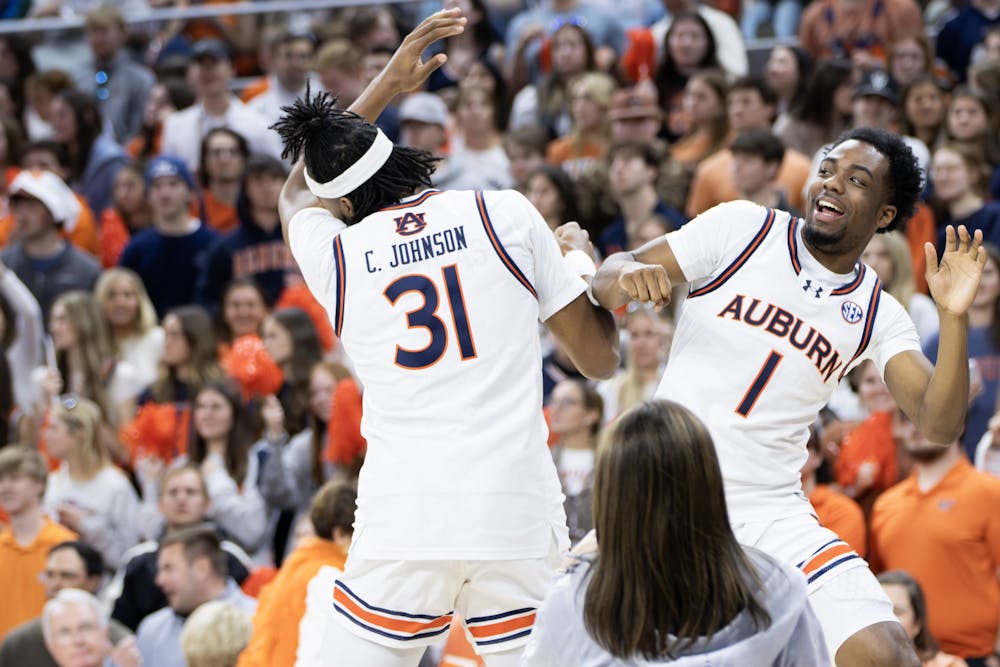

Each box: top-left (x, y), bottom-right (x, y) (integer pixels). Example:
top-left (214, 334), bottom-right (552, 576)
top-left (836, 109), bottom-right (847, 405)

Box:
top-left (925, 225), bottom-right (987, 316)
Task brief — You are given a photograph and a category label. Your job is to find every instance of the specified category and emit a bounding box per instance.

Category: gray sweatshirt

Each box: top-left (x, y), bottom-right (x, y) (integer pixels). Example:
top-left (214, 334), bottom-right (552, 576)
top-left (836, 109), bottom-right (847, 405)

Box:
top-left (522, 548), bottom-right (830, 666)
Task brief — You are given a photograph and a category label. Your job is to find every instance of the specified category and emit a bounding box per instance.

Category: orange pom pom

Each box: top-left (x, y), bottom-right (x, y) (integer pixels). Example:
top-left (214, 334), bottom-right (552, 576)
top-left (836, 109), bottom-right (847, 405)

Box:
top-left (119, 403), bottom-right (190, 463)
top-left (223, 334), bottom-right (285, 400)
top-left (276, 283), bottom-right (336, 353)
top-left (324, 378), bottom-right (366, 466)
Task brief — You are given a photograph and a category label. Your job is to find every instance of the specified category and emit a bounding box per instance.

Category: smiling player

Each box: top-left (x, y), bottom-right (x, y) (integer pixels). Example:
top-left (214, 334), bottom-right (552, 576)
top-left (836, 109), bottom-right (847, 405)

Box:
top-left (592, 127), bottom-right (987, 666)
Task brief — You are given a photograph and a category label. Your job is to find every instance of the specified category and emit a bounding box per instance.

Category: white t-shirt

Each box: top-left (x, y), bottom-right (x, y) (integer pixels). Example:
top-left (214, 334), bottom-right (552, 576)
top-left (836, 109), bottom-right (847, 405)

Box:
top-left (658, 201), bottom-right (921, 522)
top-left (557, 448), bottom-right (596, 497)
top-left (288, 189), bottom-right (586, 559)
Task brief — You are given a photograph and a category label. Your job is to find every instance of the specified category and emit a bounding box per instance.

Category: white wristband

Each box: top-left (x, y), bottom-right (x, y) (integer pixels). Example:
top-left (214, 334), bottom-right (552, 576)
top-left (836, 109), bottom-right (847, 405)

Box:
top-left (563, 249), bottom-right (596, 279)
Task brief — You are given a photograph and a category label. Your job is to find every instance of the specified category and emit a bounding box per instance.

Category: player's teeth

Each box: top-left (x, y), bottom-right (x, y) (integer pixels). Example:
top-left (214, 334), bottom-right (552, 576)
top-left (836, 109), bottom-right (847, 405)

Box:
top-left (818, 200), bottom-right (843, 213)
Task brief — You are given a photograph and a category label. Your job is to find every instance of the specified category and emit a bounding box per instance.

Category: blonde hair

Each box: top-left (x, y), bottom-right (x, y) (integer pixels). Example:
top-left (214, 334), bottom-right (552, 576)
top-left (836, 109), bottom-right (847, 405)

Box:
top-left (53, 396), bottom-right (109, 479)
top-left (569, 72), bottom-right (616, 145)
top-left (53, 291), bottom-right (115, 420)
top-left (616, 308), bottom-right (665, 415)
top-left (874, 231), bottom-right (916, 311)
top-left (180, 601), bottom-right (252, 667)
top-left (94, 268), bottom-right (158, 339)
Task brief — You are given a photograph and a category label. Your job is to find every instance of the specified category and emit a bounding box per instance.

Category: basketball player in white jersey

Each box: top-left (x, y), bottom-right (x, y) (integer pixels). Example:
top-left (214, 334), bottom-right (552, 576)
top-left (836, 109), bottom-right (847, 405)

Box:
top-left (591, 127), bottom-right (987, 666)
top-left (272, 11), bottom-right (620, 666)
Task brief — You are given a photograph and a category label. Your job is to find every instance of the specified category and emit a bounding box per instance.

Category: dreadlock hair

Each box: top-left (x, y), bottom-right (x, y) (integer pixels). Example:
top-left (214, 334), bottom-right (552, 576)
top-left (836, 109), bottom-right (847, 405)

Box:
top-left (271, 85), bottom-right (439, 224)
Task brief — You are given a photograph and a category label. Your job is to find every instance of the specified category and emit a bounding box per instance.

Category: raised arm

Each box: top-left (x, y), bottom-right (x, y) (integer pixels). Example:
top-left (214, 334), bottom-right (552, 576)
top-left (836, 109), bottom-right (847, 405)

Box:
top-left (885, 225), bottom-right (986, 444)
top-left (591, 234), bottom-right (688, 311)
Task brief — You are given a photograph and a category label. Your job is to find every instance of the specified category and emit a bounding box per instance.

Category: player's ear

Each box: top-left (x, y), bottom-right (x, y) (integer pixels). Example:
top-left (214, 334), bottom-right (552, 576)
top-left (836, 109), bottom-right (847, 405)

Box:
top-left (876, 204), bottom-right (896, 231)
top-left (338, 196), bottom-right (355, 221)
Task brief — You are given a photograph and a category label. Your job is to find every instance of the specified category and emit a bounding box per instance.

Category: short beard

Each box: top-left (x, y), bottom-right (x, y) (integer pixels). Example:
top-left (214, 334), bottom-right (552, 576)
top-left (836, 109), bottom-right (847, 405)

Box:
top-left (907, 444), bottom-right (952, 463)
top-left (802, 222), bottom-right (844, 251)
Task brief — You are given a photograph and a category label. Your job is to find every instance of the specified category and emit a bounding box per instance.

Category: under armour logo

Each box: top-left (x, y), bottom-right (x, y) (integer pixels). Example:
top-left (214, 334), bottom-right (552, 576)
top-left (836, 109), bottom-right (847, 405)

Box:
top-left (802, 280), bottom-right (823, 298)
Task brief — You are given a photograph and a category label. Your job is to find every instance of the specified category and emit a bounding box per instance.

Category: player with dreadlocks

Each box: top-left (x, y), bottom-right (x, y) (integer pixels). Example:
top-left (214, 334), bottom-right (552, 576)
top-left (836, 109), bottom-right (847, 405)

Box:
top-left (273, 9), bottom-right (620, 666)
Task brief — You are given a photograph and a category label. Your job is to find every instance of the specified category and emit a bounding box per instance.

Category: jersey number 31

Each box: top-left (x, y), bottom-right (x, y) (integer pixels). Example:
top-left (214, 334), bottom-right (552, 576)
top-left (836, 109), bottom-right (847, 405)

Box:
top-left (384, 264), bottom-right (477, 369)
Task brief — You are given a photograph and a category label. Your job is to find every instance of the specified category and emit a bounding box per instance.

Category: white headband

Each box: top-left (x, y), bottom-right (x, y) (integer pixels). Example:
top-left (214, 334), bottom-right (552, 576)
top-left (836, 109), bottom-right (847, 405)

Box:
top-left (304, 129), bottom-right (394, 199)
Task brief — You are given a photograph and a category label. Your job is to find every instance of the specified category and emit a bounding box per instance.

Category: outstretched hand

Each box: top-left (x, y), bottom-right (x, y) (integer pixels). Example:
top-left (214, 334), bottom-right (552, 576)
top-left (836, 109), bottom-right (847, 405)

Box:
top-left (379, 8), bottom-right (467, 94)
top-left (925, 225), bottom-right (987, 318)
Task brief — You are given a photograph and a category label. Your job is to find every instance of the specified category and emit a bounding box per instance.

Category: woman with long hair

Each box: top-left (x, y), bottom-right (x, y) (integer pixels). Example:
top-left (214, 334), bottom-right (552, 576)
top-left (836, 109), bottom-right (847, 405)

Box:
top-left (862, 232), bottom-right (939, 342)
top-left (943, 88), bottom-right (1000, 199)
top-left (887, 34), bottom-right (935, 89)
top-left (218, 278), bottom-right (269, 349)
top-left (510, 23), bottom-right (597, 139)
top-left (598, 307), bottom-right (669, 423)
top-left (256, 361), bottom-right (354, 560)
top-left (653, 12), bottom-right (719, 137)
top-left (900, 75), bottom-right (950, 152)
top-left (670, 69), bottom-right (729, 168)
top-left (150, 305), bottom-right (224, 405)
top-left (43, 395), bottom-right (139, 569)
top-left (548, 378), bottom-right (603, 545)
top-left (98, 163), bottom-right (152, 268)
top-left (49, 89), bottom-right (127, 214)
top-left (525, 164), bottom-right (580, 231)
top-left (929, 144), bottom-right (1000, 250)
top-left (94, 268), bottom-right (163, 389)
top-left (923, 244), bottom-right (1000, 460)
top-left (764, 45), bottom-right (812, 120)
top-left (878, 571), bottom-right (968, 667)
top-left (774, 58), bottom-right (854, 158)
top-left (127, 79), bottom-right (195, 161)
top-left (261, 308), bottom-right (323, 437)
top-left (37, 290), bottom-right (143, 428)
top-left (524, 400), bottom-right (827, 664)
top-left (545, 72), bottom-right (617, 178)
top-left (186, 379), bottom-right (267, 557)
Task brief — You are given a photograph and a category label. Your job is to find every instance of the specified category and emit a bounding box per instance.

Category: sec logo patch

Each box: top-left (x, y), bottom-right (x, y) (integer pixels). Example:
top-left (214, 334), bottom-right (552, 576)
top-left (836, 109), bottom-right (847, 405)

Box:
top-left (841, 301), bottom-right (863, 324)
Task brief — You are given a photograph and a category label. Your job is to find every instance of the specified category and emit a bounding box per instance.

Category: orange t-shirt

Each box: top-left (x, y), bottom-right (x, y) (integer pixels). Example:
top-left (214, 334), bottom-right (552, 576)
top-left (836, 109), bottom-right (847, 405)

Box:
top-left (685, 147), bottom-right (813, 218)
top-left (99, 208), bottom-right (131, 268)
top-left (809, 484), bottom-right (867, 557)
top-left (236, 537), bottom-right (347, 667)
top-left (835, 411), bottom-right (899, 496)
top-left (0, 517), bottom-right (79, 641)
top-left (201, 190), bottom-right (239, 234)
top-left (870, 458), bottom-right (1000, 657)
top-left (240, 77), bottom-right (269, 103)
top-left (546, 137), bottom-right (606, 178)
top-left (906, 203), bottom-right (935, 295)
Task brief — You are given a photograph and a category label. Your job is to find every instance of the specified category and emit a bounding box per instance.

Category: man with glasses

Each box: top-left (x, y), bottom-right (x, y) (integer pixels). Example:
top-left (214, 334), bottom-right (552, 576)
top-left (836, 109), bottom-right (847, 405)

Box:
top-left (0, 541), bottom-right (134, 667)
top-left (0, 447), bottom-right (77, 642)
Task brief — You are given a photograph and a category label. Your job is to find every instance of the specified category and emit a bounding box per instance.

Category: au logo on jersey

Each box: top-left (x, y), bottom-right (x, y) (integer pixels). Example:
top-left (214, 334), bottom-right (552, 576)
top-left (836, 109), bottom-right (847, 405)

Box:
top-left (394, 212), bottom-right (428, 236)
top-left (841, 301), bottom-right (863, 324)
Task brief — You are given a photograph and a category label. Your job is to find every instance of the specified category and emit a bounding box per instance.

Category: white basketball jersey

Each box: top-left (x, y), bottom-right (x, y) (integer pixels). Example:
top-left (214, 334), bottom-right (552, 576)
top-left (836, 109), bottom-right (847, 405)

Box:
top-left (658, 201), bottom-right (921, 522)
top-left (288, 189), bottom-right (586, 560)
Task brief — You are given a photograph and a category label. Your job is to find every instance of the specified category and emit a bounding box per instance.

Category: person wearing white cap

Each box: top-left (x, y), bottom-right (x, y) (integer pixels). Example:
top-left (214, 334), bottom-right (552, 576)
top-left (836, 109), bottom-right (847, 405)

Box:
top-left (0, 171), bottom-right (101, 322)
top-left (398, 92), bottom-right (449, 155)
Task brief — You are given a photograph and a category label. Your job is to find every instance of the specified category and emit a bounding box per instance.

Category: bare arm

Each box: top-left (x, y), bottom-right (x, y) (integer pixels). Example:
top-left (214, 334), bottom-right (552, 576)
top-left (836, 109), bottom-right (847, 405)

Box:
top-left (547, 296), bottom-right (619, 380)
top-left (885, 226), bottom-right (985, 444)
top-left (591, 234), bottom-right (688, 311)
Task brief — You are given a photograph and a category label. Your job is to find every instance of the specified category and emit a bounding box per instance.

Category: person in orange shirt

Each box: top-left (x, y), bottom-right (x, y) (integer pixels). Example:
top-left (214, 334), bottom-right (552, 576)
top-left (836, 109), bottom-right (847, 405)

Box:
top-left (546, 72), bottom-right (616, 178)
top-left (0, 446), bottom-right (78, 641)
top-left (870, 419), bottom-right (1000, 665)
top-left (803, 426), bottom-right (867, 557)
top-left (237, 479), bottom-right (356, 667)
top-left (797, 0), bottom-right (923, 65)
top-left (197, 128), bottom-right (248, 235)
top-left (685, 77), bottom-right (811, 218)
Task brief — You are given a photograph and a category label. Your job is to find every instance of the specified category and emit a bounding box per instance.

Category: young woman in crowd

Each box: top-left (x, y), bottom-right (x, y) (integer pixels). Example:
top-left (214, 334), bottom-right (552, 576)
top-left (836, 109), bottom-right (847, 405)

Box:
top-left (774, 58), bottom-right (854, 158)
top-left (670, 69), bottom-right (729, 168)
top-left (184, 379), bottom-right (267, 559)
top-left (94, 268), bottom-right (164, 389)
top-left (598, 307), bottom-right (668, 423)
top-left (127, 79), bottom-right (195, 160)
top-left (878, 571), bottom-right (969, 667)
top-left (218, 278), bottom-right (269, 351)
top-left (99, 163), bottom-right (152, 268)
top-left (197, 127), bottom-right (249, 235)
top-left (43, 395), bottom-right (140, 569)
top-left (548, 378), bottom-right (603, 545)
top-left (443, 84), bottom-right (512, 189)
top-left (39, 290), bottom-right (144, 429)
top-left (525, 164), bottom-right (580, 232)
top-left (509, 23), bottom-right (596, 139)
top-left (149, 305), bottom-right (224, 405)
top-left (545, 71), bottom-right (616, 177)
top-left (929, 144), bottom-right (1000, 250)
top-left (887, 34), bottom-right (935, 89)
top-left (653, 11), bottom-right (720, 137)
top-left (49, 89), bottom-right (127, 214)
top-left (763, 45), bottom-right (811, 121)
top-left (523, 400), bottom-right (828, 664)
top-left (943, 88), bottom-right (1000, 199)
top-left (862, 231), bottom-right (939, 342)
top-left (900, 74), bottom-right (949, 153)
top-left (261, 308), bottom-right (323, 437)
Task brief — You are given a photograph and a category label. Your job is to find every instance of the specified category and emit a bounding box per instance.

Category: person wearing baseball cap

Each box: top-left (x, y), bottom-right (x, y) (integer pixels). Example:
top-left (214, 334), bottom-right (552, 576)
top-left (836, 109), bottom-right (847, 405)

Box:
top-left (608, 84), bottom-right (662, 143)
top-left (852, 69), bottom-right (930, 173)
top-left (0, 170), bottom-right (101, 320)
top-left (118, 156), bottom-right (218, 317)
top-left (398, 92), bottom-right (449, 155)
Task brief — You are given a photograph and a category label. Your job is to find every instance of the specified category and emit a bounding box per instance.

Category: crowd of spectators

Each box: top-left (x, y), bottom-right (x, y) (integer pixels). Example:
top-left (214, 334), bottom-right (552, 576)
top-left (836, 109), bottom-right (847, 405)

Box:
top-left (0, 0), bottom-right (998, 664)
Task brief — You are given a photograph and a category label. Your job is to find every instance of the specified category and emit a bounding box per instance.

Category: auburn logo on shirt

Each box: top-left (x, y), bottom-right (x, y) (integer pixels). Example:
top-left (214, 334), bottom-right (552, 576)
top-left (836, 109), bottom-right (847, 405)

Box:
top-left (394, 212), bottom-right (428, 236)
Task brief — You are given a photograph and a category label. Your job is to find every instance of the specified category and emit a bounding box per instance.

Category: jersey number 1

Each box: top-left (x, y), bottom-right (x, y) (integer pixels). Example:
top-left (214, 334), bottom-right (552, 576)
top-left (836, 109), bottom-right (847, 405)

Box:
top-left (384, 264), bottom-right (477, 369)
top-left (736, 350), bottom-right (783, 417)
